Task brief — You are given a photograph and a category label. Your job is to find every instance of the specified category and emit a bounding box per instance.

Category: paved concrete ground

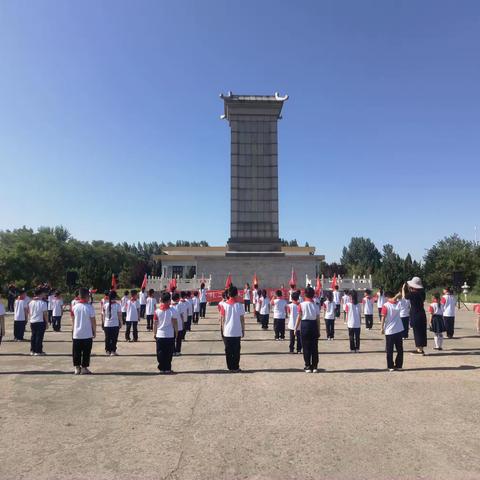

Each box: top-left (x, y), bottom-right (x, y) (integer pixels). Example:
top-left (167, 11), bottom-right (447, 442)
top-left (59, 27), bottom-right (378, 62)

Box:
top-left (0, 305), bottom-right (479, 480)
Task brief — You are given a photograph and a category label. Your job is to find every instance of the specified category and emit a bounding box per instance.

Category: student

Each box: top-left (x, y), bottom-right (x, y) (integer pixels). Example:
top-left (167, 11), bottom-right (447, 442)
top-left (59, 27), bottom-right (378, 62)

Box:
top-left (0, 294), bottom-right (5, 347)
top-left (185, 291), bottom-right (193, 332)
top-left (199, 283), bottom-right (207, 318)
top-left (192, 291), bottom-right (200, 324)
top-left (288, 284), bottom-right (296, 302)
top-left (376, 287), bottom-right (386, 320)
top-left (295, 286), bottom-right (320, 373)
top-left (380, 291), bottom-right (404, 371)
top-left (139, 287), bottom-right (147, 319)
top-left (441, 287), bottom-right (456, 339)
top-left (259, 289), bottom-right (270, 330)
top-left (403, 279), bottom-right (427, 355)
top-left (100, 290), bottom-right (109, 330)
top-left (51, 291), bottom-right (64, 332)
top-left (429, 292), bottom-right (446, 351)
top-left (171, 292), bottom-right (184, 355)
top-left (333, 285), bottom-right (341, 319)
top-left (70, 290), bottom-right (80, 314)
top-left (362, 289), bottom-right (374, 330)
top-left (125, 289), bottom-right (140, 342)
top-left (243, 283), bottom-right (251, 313)
top-left (120, 290), bottom-right (129, 325)
top-left (398, 295), bottom-right (411, 339)
top-left (345, 290), bottom-right (361, 352)
top-left (219, 285), bottom-right (245, 372)
top-left (341, 290), bottom-right (350, 323)
top-left (253, 288), bottom-right (261, 322)
top-left (287, 291), bottom-right (302, 353)
top-left (271, 290), bottom-right (288, 340)
top-left (47, 290), bottom-right (55, 325)
top-left (474, 304), bottom-right (480, 334)
top-left (29, 287), bottom-right (49, 355)
top-left (103, 290), bottom-right (122, 356)
top-left (153, 292), bottom-right (178, 374)
top-left (7, 284), bottom-right (16, 312)
top-left (13, 289), bottom-right (29, 341)
top-left (72, 287), bottom-right (96, 374)
top-left (323, 290), bottom-right (336, 340)
top-left (179, 291), bottom-right (190, 339)
top-left (145, 289), bottom-right (156, 332)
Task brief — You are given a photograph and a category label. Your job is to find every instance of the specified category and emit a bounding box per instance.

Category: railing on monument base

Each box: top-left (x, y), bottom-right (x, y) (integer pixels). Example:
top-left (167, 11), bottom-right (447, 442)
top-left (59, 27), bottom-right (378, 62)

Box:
top-left (305, 274), bottom-right (373, 292)
top-left (146, 275), bottom-right (212, 293)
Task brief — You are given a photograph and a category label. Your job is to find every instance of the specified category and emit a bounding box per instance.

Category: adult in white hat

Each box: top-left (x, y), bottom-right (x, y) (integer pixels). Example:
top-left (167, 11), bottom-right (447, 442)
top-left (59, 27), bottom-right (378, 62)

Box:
top-left (402, 277), bottom-right (427, 354)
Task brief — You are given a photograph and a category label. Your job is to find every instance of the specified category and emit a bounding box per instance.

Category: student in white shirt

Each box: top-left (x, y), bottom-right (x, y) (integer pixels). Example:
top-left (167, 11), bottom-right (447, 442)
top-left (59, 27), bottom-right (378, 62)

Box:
top-left (259, 289), bottom-right (270, 330)
top-left (380, 291), bottom-right (405, 371)
top-left (171, 292), bottom-right (184, 355)
top-left (441, 287), bottom-right (456, 339)
top-left (185, 291), bottom-right (193, 333)
top-left (345, 290), bottom-right (362, 352)
top-left (145, 289), bottom-right (156, 332)
top-left (295, 287), bottom-right (320, 373)
top-left (47, 290), bottom-right (55, 325)
top-left (192, 291), bottom-right (200, 324)
top-left (153, 291), bottom-right (178, 373)
top-left (362, 289), bottom-right (374, 330)
top-left (429, 293), bottom-right (446, 350)
top-left (398, 296), bottom-right (411, 339)
top-left (51, 291), bottom-right (64, 332)
top-left (375, 287), bottom-right (386, 320)
top-left (29, 287), bottom-right (49, 355)
top-left (139, 287), bottom-right (147, 319)
top-left (333, 285), bottom-right (341, 319)
top-left (0, 294), bottom-right (5, 347)
top-left (341, 290), bottom-right (350, 323)
top-left (271, 290), bottom-right (288, 340)
top-left (120, 290), bottom-right (129, 325)
top-left (253, 287), bottom-right (261, 323)
top-left (179, 292), bottom-right (190, 340)
top-left (103, 290), bottom-right (122, 356)
top-left (72, 287), bottom-right (96, 374)
top-left (99, 290), bottom-right (109, 330)
top-left (219, 286), bottom-right (245, 372)
top-left (323, 291), bottom-right (336, 340)
top-left (287, 291), bottom-right (302, 353)
top-left (199, 283), bottom-right (207, 319)
top-left (13, 290), bottom-right (29, 341)
top-left (243, 283), bottom-right (251, 313)
top-left (125, 289), bottom-right (140, 342)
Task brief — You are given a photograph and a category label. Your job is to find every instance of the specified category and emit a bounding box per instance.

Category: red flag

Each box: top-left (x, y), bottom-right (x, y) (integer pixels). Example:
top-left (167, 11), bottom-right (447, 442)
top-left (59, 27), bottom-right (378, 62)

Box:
top-left (141, 273), bottom-right (148, 290)
top-left (330, 273), bottom-right (337, 290)
top-left (289, 267), bottom-right (297, 287)
top-left (111, 274), bottom-right (117, 290)
top-left (315, 276), bottom-right (322, 296)
top-left (225, 274), bottom-right (232, 289)
top-left (252, 273), bottom-right (259, 287)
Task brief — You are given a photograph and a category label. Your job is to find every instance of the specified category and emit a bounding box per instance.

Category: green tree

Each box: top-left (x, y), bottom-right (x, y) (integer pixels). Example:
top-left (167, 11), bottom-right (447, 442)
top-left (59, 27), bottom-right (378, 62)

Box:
top-left (341, 237), bottom-right (382, 275)
top-left (375, 244), bottom-right (405, 292)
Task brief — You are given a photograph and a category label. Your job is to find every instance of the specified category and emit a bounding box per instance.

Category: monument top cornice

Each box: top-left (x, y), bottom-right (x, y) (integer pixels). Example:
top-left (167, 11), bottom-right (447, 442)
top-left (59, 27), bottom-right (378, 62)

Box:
top-left (220, 92), bottom-right (288, 120)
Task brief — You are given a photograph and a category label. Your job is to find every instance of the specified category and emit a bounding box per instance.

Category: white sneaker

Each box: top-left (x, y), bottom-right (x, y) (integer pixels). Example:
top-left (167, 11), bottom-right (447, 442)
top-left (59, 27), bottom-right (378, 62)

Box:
top-left (112, 351), bottom-right (119, 356)
top-left (305, 369), bottom-right (312, 373)
top-left (30, 352), bottom-right (35, 356)
top-left (388, 368), bottom-right (395, 372)
top-left (74, 366), bottom-right (81, 375)
top-left (312, 369), bottom-right (319, 373)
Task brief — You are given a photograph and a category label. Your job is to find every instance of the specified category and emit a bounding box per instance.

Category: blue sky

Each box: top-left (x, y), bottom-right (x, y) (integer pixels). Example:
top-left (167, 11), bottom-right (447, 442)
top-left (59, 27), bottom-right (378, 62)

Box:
top-left (0, 0), bottom-right (479, 262)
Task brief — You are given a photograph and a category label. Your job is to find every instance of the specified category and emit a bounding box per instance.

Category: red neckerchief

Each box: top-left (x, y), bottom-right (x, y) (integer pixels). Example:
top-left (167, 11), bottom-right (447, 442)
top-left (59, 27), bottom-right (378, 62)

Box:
top-left (160, 303), bottom-right (170, 311)
top-left (304, 298), bottom-right (313, 303)
top-left (78, 299), bottom-right (88, 304)
top-left (227, 298), bottom-right (236, 305)
top-left (387, 300), bottom-right (397, 304)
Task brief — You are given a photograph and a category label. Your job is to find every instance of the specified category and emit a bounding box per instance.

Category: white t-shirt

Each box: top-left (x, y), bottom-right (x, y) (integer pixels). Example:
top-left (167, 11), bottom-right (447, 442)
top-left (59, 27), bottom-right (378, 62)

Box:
top-left (0, 302), bottom-right (6, 316)
top-left (252, 290), bottom-right (259, 304)
top-left (381, 301), bottom-right (404, 335)
top-left (103, 301), bottom-right (122, 327)
top-left (171, 303), bottom-right (183, 330)
top-left (154, 306), bottom-right (177, 338)
top-left (29, 298), bottom-right (48, 323)
top-left (323, 300), bottom-right (336, 320)
top-left (376, 294), bottom-right (386, 308)
top-left (220, 299), bottom-right (245, 337)
top-left (14, 298), bottom-right (28, 321)
top-left (259, 297), bottom-right (270, 315)
top-left (72, 301), bottom-right (95, 339)
top-left (333, 291), bottom-right (341, 305)
top-left (341, 294), bottom-right (350, 311)
top-left (287, 302), bottom-right (300, 330)
top-left (51, 297), bottom-right (63, 317)
top-left (186, 299), bottom-right (193, 316)
top-left (345, 303), bottom-right (362, 328)
top-left (192, 296), bottom-right (200, 312)
top-left (126, 299), bottom-right (140, 322)
top-left (139, 291), bottom-right (147, 305)
top-left (441, 294), bottom-right (456, 317)
top-left (299, 299), bottom-right (319, 321)
top-left (199, 289), bottom-right (207, 303)
top-left (429, 302), bottom-right (443, 316)
top-left (271, 298), bottom-right (288, 319)
top-left (47, 295), bottom-right (54, 310)
top-left (362, 297), bottom-right (374, 315)
top-left (244, 289), bottom-right (251, 301)
top-left (121, 295), bottom-right (129, 313)
top-left (146, 297), bottom-right (156, 316)
top-left (398, 298), bottom-right (411, 318)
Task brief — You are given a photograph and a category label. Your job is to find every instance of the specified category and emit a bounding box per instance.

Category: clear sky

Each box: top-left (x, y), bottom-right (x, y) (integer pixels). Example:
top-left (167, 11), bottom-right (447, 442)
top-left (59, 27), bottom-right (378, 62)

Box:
top-left (0, 0), bottom-right (479, 262)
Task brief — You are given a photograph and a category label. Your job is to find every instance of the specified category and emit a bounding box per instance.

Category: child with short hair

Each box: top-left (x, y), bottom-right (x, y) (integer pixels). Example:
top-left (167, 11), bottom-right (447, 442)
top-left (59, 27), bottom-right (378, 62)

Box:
top-left (380, 291), bottom-right (404, 371)
top-left (120, 290), bottom-right (129, 325)
top-left (72, 287), bottom-right (96, 374)
top-left (441, 287), bottom-right (456, 339)
top-left (179, 291), bottom-right (190, 339)
top-left (139, 287), bottom-right (147, 319)
top-left (51, 291), bottom-right (64, 332)
top-left (398, 295), bottom-right (411, 339)
top-left (243, 283), bottom-right (251, 313)
top-left (323, 290), bottom-right (336, 340)
top-left (254, 288), bottom-right (261, 323)
top-left (341, 290), bottom-right (350, 323)
top-left (362, 290), bottom-right (374, 330)
top-left (345, 290), bottom-right (361, 352)
top-left (271, 290), bottom-right (288, 340)
top-left (29, 287), bottom-right (49, 355)
top-left (186, 291), bottom-right (193, 332)
top-left (287, 291), bottom-right (302, 353)
top-left (259, 289), bottom-right (270, 330)
top-left (171, 292), bottom-right (184, 355)
top-left (376, 287), bottom-right (386, 320)
top-left (333, 285), bottom-right (341, 319)
top-left (145, 289), bottom-right (156, 332)
top-left (429, 292), bottom-right (446, 350)
top-left (125, 289), bottom-right (140, 342)
top-left (192, 291), bottom-right (200, 324)
top-left (13, 289), bottom-right (29, 341)
top-left (103, 290), bottom-right (122, 356)
top-left (153, 292), bottom-right (178, 373)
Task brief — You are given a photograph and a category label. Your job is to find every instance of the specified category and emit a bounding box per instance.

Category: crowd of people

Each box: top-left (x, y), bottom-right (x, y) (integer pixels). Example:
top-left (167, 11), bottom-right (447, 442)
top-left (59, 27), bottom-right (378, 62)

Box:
top-left (0, 277), bottom-right (478, 375)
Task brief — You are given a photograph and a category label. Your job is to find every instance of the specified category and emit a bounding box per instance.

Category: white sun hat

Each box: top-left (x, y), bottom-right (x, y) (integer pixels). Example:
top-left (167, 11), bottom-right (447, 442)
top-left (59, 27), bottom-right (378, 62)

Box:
top-left (407, 276), bottom-right (424, 289)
